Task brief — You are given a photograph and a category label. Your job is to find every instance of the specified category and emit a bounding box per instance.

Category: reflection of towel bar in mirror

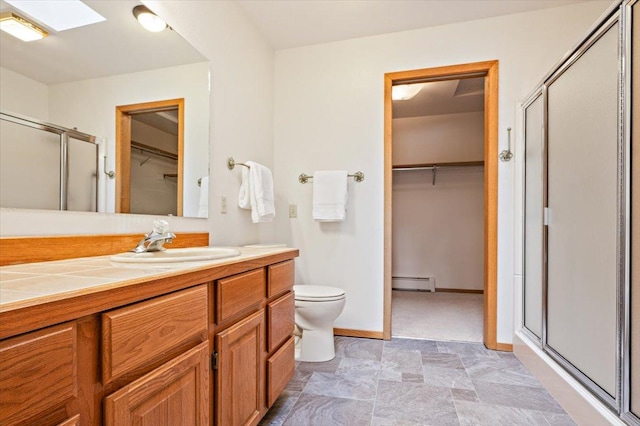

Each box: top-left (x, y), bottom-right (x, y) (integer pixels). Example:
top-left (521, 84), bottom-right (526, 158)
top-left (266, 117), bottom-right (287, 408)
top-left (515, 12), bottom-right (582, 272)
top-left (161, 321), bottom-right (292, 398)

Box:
top-left (227, 157), bottom-right (250, 170)
top-left (299, 171), bottom-right (365, 184)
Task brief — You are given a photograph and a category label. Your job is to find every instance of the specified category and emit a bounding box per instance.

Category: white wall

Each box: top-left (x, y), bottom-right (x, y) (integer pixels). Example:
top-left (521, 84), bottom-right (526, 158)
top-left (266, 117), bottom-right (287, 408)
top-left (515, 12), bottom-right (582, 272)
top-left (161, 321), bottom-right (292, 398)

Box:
top-left (392, 111), bottom-right (484, 291)
top-left (273, 2), bottom-right (611, 341)
top-left (393, 112), bottom-right (484, 165)
top-left (0, 66), bottom-right (49, 119)
top-left (48, 62), bottom-right (209, 218)
top-left (144, 0), bottom-right (276, 246)
top-left (0, 0), bottom-right (274, 240)
top-left (393, 168), bottom-right (484, 290)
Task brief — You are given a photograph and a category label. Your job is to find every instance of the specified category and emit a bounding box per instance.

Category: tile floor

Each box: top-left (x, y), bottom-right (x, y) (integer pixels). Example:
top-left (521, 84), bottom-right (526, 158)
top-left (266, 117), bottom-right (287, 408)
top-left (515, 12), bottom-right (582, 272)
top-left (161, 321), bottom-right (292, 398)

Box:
top-left (391, 291), bottom-right (483, 342)
top-left (260, 336), bottom-right (575, 426)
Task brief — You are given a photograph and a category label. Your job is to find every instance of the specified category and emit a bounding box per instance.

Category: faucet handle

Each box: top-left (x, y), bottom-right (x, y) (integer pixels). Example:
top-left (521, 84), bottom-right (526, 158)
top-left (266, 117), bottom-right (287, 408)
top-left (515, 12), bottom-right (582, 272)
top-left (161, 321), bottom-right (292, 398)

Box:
top-left (153, 219), bottom-right (169, 234)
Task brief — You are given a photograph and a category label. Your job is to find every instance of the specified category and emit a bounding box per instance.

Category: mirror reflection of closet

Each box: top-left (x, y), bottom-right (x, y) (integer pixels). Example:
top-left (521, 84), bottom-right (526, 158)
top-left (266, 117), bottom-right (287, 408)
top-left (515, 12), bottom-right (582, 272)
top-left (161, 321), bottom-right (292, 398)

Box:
top-left (116, 99), bottom-right (183, 216)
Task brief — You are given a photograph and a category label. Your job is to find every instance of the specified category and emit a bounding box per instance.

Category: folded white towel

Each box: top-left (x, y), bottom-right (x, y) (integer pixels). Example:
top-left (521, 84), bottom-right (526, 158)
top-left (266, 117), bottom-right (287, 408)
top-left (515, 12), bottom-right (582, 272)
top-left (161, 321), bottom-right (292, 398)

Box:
top-left (246, 161), bottom-right (275, 223)
top-left (238, 166), bottom-right (251, 209)
top-left (312, 170), bottom-right (348, 222)
top-left (197, 176), bottom-right (209, 218)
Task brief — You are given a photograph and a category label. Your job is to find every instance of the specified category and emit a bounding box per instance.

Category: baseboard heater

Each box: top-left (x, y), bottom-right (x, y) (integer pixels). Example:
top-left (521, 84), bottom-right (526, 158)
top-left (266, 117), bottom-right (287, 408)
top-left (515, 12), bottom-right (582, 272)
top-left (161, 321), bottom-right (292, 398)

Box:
top-left (392, 276), bottom-right (436, 292)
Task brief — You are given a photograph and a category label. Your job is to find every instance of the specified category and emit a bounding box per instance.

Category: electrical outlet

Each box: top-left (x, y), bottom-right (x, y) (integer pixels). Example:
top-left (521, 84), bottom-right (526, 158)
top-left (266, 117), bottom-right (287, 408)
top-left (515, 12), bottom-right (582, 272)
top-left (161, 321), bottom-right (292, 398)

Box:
top-left (289, 204), bottom-right (297, 218)
top-left (221, 196), bottom-right (227, 214)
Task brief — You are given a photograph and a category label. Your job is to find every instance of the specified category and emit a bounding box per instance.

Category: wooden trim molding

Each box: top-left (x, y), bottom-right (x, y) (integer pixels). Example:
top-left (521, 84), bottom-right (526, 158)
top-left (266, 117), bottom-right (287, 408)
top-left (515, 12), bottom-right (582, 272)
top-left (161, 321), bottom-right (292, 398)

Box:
top-left (495, 343), bottom-right (513, 352)
top-left (383, 60), bottom-right (500, 349)
top-left (333, 328), bottom-right (384, 339)
top-left (0, 232), bottom-right (209, 266)
top-left (435, 288), bottom-right (484, 294)
top-left (115, 98), bottom-right (185, 215)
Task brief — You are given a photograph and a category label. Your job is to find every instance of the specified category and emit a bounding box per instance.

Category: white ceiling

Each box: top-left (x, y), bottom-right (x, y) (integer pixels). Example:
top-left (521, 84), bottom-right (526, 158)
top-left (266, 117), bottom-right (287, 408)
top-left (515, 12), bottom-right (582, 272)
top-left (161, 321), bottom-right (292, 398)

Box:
top-left (393, 78), bottom-right (485, 119)
top-left (236, 0), bottom-right (591, 50)
top-left (0, 0), bottom-right (594, 85)
top-left (0, 0), bottom-right (205, 85)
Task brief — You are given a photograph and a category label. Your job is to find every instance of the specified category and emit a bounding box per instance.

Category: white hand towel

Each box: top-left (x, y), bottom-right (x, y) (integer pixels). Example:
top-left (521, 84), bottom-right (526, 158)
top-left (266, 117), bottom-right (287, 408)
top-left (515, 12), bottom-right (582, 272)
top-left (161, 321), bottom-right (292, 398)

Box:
top-left (246, 161), bottom-right (275, 223)
top-left (312, 170), bottom-right (348, 222)
top-left (238, 166), bottom-right (251, 209)
top-left (197, 176), bottom-right (209, 218)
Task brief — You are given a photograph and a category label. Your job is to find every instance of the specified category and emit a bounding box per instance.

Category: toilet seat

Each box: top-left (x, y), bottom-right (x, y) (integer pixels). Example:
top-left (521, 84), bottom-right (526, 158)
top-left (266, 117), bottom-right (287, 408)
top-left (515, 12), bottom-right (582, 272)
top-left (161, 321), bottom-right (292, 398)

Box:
top-left (294, 285), bottom-right (345, 302)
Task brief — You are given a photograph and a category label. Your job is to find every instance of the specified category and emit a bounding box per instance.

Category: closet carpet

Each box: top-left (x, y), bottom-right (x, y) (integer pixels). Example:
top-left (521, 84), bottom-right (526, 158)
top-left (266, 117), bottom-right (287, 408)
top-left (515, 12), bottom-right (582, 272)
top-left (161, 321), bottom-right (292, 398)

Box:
top-left (391, 290), bottom-right (483, 343)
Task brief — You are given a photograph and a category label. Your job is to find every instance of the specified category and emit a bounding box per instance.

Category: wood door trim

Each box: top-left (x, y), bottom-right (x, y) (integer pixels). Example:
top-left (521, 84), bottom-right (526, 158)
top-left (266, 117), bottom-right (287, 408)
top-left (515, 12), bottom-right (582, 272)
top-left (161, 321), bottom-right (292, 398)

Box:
top-left (0, 232), bottom-right (209, 266)
top-left (115, 98), bottom-right (185, 215)
top-left (333, 328), bottom-right (385, 339)
top-left (383, 60), bottom-right (501, 350)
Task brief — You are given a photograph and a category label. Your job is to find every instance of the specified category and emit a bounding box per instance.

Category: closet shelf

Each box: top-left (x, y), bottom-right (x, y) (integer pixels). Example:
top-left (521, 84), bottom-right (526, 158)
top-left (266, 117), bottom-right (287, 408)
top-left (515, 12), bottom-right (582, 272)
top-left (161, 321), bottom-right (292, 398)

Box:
top-left (392, 161), bottom-right (484, 170)
top-left (131, 141), bottom-right (178, 162)
top-left (392, 161), bottom-right (484, 185)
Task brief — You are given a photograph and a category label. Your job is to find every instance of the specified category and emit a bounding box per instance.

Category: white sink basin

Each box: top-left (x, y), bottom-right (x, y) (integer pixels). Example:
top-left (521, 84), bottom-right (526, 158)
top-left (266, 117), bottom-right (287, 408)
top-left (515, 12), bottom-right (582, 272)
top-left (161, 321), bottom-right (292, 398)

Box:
top-left (110, 247), bottom-right (241, 264)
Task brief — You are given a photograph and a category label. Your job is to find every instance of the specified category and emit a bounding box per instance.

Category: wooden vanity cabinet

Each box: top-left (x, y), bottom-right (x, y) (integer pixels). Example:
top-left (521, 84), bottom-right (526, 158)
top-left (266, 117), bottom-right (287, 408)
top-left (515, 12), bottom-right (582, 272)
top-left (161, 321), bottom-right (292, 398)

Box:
top-left (213, 259), bottom-right (295, 426)
top-left (102, 286), bottom-right (209, 426)
top-left (0, 322), bottom-right (79, 426)
top-left (0, 252), bottom-right (298, 426)
top-left (103, 341), bottom-right (210, 426)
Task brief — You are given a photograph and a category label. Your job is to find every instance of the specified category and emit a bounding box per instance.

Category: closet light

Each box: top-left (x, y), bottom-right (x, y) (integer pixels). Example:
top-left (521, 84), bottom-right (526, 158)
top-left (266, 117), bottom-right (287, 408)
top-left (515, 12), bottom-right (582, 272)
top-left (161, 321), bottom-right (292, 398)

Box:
top-left (0, 12), bottom-right (48, 42)
top-left (133, 5), bottom-right (167, 33)
top-left (392, 84), bottom-right (425, 101)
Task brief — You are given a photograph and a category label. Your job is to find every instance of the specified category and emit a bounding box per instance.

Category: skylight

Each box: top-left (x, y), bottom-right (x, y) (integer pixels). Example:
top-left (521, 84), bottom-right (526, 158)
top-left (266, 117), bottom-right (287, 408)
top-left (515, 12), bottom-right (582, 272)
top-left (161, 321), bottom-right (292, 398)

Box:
top-left (4, 0), bottom-right (105, 32)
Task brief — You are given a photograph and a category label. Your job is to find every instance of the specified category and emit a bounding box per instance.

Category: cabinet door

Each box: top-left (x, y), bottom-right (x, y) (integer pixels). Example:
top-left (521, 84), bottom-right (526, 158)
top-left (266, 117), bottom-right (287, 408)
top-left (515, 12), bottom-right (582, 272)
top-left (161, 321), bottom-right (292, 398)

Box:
top-left (104, 342), bottom-right (209, 426)
top-left (216, 310), bottom-right (264, 426)
top-left (0, 322), bottom-right (77, 426)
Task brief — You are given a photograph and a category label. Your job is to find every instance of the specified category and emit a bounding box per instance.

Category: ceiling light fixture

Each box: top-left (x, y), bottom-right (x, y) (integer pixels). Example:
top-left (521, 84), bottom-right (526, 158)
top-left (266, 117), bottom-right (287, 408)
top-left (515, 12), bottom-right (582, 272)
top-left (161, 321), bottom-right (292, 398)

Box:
top-left (0, 11), bottom-right (48, 42)
top-left (392, 84), bottom-right (425, 101)
top-left (133, 5), bottom-right (167, 32)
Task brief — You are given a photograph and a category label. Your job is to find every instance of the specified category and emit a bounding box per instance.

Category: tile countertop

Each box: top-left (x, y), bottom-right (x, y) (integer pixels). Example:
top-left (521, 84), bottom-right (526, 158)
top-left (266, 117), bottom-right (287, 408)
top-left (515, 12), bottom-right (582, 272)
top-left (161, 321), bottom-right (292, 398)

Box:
top-left (0, 246), bottom-right (297, 313)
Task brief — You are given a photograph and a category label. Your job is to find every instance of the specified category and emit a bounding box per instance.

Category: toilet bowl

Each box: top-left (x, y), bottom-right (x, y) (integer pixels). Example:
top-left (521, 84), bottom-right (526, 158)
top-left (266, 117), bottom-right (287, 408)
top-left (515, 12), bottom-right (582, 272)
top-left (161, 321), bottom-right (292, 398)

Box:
top-left (293, 285), bottom-right (346, 362)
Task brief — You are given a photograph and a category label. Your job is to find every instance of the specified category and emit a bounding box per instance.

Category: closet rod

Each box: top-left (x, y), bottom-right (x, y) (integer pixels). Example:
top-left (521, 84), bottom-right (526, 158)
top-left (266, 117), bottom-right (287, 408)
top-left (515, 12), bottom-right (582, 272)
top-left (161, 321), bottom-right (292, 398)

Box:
top-left (131, 141), bottom-right (178, 161)
top-left (392, 162), bottom-right (483, 185)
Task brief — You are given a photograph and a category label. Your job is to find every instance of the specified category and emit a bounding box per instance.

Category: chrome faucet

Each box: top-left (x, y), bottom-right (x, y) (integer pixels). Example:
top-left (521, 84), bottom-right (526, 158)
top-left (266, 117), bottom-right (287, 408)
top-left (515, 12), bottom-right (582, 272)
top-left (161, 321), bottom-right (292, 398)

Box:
top-left (131, 219), bottom-right (176, 253)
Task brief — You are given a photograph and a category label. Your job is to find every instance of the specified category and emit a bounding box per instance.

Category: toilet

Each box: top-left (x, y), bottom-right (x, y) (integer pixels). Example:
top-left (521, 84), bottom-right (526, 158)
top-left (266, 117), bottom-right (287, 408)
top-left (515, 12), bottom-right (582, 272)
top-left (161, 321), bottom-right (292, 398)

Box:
top-left (293, 285), bottom-right (346, 362)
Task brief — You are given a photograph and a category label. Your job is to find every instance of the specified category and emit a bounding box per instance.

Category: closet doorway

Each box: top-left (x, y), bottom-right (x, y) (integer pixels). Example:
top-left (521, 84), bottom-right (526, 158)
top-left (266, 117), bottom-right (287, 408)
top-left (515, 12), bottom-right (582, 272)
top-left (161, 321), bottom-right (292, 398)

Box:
top-left (115, 98), bottom-right (184, 215)
top-left (383, 61), bottom-right (500, 350)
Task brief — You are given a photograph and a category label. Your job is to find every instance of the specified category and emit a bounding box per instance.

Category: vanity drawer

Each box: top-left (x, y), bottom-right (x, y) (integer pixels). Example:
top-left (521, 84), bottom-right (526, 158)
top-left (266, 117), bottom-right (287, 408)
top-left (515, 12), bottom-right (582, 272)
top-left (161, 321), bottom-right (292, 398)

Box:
top-left (267, 291), bottom-right (295, 352)
top-left (102, 285), bottom-right (207, 383)
top-left (0, 322), bottom-right (77, 426)
top-left (216, 268), bottom-right (266, 323)
top-left (266, 336), bottom-right (295, 408)
top-left (268, 260), bottom-right (294, 298)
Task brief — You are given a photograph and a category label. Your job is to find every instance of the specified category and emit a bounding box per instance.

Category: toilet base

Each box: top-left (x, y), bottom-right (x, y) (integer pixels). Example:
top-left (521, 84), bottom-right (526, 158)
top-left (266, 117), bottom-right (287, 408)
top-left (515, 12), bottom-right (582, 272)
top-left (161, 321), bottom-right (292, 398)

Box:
top-left (295, 328), bottom-right (336, 362)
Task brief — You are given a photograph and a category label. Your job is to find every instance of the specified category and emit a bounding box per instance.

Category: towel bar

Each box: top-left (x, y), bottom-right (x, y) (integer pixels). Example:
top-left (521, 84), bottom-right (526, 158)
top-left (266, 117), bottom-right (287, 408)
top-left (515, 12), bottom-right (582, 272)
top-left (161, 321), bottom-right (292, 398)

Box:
top-left (227, 157), bottom-right (250, 170)
top-left (299, 171), bottom-right (364, 184)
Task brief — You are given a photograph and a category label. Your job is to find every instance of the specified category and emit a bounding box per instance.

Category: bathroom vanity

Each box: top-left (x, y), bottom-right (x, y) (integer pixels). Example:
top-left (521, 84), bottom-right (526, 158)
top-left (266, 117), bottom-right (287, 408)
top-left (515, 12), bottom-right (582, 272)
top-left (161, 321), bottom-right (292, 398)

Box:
top-left (0, 246), bottom-right (298, 426)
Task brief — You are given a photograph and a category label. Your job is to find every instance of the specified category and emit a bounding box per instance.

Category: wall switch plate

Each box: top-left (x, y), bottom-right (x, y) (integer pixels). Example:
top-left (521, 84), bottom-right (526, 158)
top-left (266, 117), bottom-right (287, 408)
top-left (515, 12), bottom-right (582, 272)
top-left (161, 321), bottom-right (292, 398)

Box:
top-left (289, 204), bottom-right (297, 218)
top-left (221, 196), bottom-right (227, 214)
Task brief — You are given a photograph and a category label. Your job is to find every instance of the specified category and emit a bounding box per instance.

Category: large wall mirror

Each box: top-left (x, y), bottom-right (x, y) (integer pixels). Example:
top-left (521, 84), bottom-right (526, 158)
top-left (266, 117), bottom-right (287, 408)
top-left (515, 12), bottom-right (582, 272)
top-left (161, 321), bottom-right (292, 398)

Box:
top-left (0, 0), bottom-right (210, 218)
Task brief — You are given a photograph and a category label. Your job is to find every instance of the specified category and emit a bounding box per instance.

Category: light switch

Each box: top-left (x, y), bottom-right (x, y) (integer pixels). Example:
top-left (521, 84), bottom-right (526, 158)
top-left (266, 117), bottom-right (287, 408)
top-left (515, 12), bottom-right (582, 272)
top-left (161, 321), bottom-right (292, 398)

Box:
top-left (289, 204), bottom-right (297, 218)
top-left (221, 196), bottom-right (227, 214)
